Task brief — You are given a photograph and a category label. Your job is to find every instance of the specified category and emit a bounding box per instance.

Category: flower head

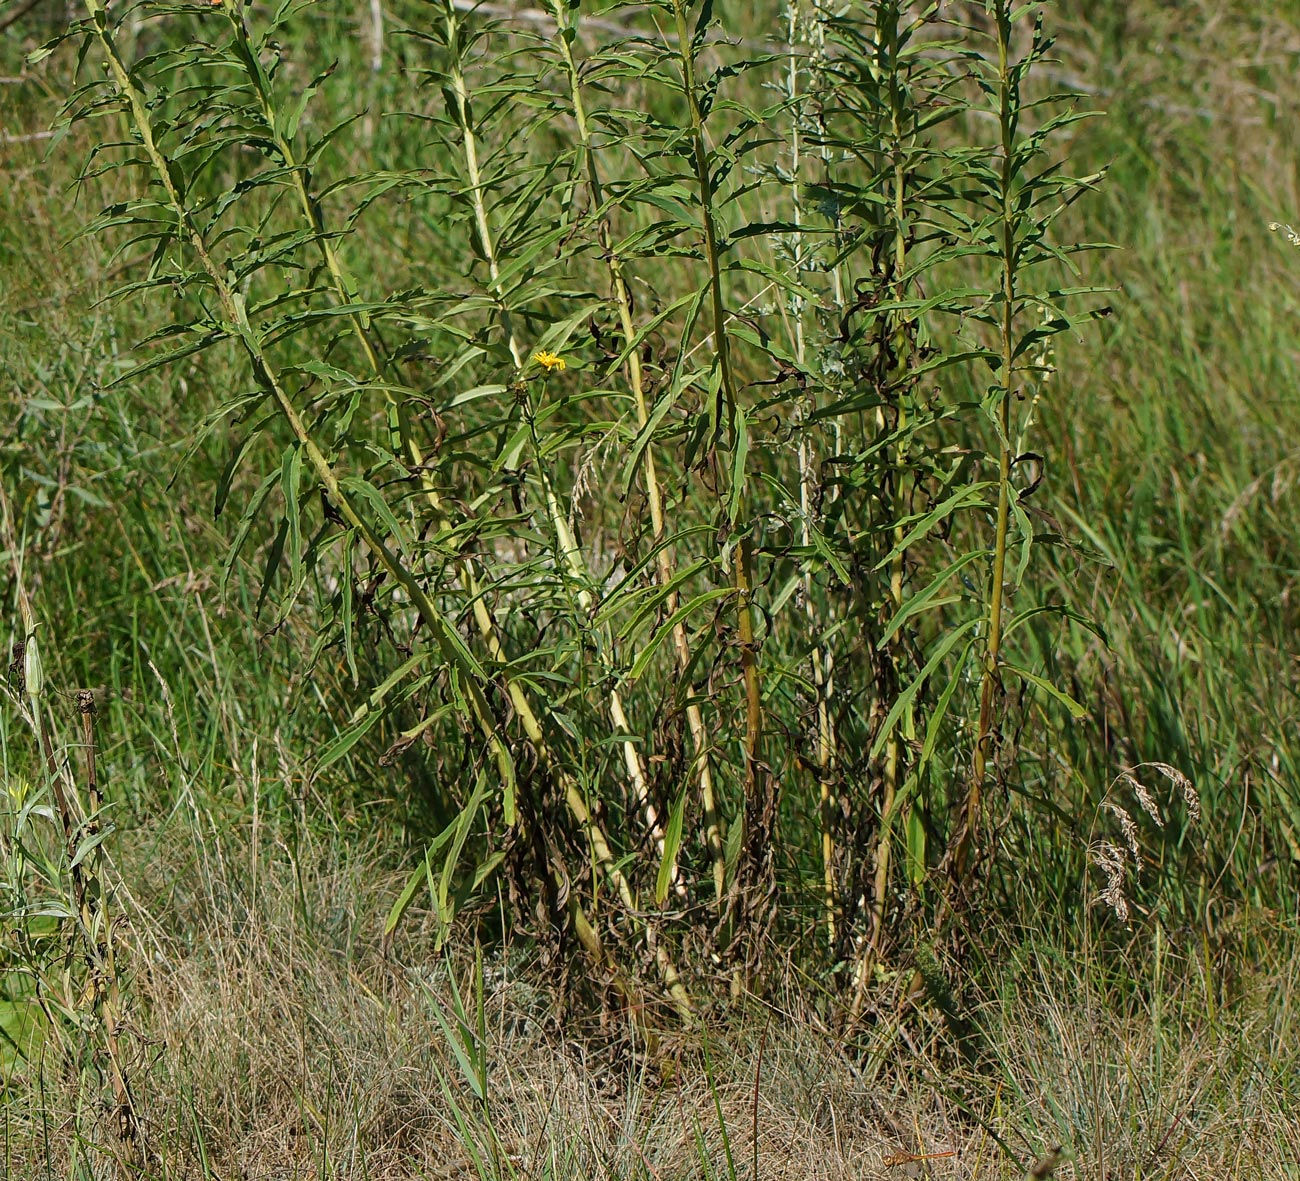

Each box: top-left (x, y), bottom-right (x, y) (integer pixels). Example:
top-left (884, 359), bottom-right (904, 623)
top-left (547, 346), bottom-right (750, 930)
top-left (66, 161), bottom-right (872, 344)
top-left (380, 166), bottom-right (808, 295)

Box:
top-left (1270, 221), bottom-right (1300, 247)
top-left (533, 350), bottom-right (566, 373)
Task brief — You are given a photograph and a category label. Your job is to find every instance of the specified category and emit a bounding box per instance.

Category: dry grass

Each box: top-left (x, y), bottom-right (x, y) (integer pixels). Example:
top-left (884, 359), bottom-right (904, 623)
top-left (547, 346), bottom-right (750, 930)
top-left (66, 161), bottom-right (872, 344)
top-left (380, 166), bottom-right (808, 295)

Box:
top-left (5, 821), bottom-right (1298, 1181)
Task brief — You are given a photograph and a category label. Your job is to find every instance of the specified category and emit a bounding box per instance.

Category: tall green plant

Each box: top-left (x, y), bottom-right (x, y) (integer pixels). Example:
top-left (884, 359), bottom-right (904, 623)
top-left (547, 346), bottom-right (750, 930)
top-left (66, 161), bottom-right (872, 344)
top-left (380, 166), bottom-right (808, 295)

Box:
top-left (44, 0), bottom-right (1106, 1018)
top-left (802, 0), bottom-right (975, 1003)
top-left (787, 0), bottom-right (1105, 1004)
top-left (944, 2), bottom-right (1104, 900)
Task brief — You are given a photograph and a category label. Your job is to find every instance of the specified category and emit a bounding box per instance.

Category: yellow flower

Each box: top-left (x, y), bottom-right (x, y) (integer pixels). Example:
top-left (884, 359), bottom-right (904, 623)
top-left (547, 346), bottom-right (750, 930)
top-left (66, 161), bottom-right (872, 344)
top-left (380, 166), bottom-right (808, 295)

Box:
top-left (533, 350), bottom-right (566, 373)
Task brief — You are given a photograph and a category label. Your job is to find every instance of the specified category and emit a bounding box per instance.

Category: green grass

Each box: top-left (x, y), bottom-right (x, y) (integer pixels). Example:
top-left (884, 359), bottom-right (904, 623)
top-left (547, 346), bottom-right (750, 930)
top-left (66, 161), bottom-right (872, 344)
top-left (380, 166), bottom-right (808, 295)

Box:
top-left (2, 0), bottom-right (1300, 1176)
top-left (1036, 0), bottom-right (1300, 921)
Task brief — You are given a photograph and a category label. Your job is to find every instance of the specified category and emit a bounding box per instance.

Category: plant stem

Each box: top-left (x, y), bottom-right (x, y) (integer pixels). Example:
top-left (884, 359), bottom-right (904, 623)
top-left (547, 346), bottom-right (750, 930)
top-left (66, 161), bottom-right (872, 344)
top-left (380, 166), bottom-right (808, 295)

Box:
top-left (951, 0), bottom-right (1016, 889)
top-left (551, 0), bottom-right (719, 906)
top-left (439, 0), bottom-right (692, 1012)
top-left (670, 0), bottom-right (770, 958)
top-left (784, 0), bottom-right (839, 952)
top-left (83, 0), bottom-right (527, 869)
top-left (859, 2), bottom-right (913, 1003)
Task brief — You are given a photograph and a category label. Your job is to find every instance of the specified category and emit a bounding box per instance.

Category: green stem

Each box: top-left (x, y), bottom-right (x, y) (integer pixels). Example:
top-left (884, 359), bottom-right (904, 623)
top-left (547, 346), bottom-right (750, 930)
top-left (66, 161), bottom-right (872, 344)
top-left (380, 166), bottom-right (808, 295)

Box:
top-left (671, 0), bottom-right (768, 955)
top-left (552, 0), bottom-right (722, 908)
top-left (785, 0), bottom-right (838, 950)
top-left (439, 0), bottom-right (692, 1015)
top-left (852, 2), bottom-right (913, 1015)
top-left (80, 0), bottom-right (519, 814)
top-left (952, 0), bottom-right (1015, 888)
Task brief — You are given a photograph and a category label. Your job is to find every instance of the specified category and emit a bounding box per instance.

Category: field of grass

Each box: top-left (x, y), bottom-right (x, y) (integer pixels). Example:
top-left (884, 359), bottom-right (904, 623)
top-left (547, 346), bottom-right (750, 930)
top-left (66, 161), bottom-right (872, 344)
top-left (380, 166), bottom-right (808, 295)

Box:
top-left (3, 0), bottom-right (1300, 1177)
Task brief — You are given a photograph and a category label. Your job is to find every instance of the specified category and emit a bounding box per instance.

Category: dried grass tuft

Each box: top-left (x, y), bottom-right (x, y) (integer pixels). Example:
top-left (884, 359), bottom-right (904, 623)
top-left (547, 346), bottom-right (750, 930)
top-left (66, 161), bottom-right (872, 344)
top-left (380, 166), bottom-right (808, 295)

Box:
top-left (5, 822), bottom-right (1297, 1181)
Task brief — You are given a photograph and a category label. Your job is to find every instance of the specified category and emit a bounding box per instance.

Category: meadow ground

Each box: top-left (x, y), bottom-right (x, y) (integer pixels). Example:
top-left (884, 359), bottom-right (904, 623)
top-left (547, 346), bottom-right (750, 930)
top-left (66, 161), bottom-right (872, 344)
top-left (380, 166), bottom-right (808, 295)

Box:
top-left (3, 0), bottom-right (1300, 1177)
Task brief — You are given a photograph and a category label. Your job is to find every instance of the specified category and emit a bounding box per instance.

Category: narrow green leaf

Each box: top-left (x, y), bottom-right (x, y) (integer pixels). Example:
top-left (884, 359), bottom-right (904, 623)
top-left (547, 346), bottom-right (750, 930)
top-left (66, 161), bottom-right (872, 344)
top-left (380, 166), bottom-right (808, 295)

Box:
top-left (340, 528), bottom-right (358, 686)
top-left (337, 475), bottom-right (409, 554)
top-left (655, 784), bottom-right (688, 907)
top-left (627, 588), bottom-right (734, 682)
top-left (919, 640), bottom-right (976, 775)
top-left (280, 443), bottom-right (304, 588)
top-left (1003, 662), bottom-right (1088, 719)
top-left (870, 620), bottom-right (978, 763)
top-left (880, 550), bottom-right (986, 645)
top-left (437, 770), bottom-right (491, 935)
top-left (725, 404), bottom-right (749, 526)
top-left (69, 824), bottom-right (116, 869)
top-left (383, 848), bottom-right (434, 944)
top-left (874, 484), bottom-right (995, 571)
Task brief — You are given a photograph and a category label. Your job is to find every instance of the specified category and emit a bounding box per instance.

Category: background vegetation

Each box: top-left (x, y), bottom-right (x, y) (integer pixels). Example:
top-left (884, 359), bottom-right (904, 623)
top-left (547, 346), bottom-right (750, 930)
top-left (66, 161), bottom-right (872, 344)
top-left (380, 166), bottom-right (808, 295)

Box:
top-left (2, 0), bottom-right (1299, 1177)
